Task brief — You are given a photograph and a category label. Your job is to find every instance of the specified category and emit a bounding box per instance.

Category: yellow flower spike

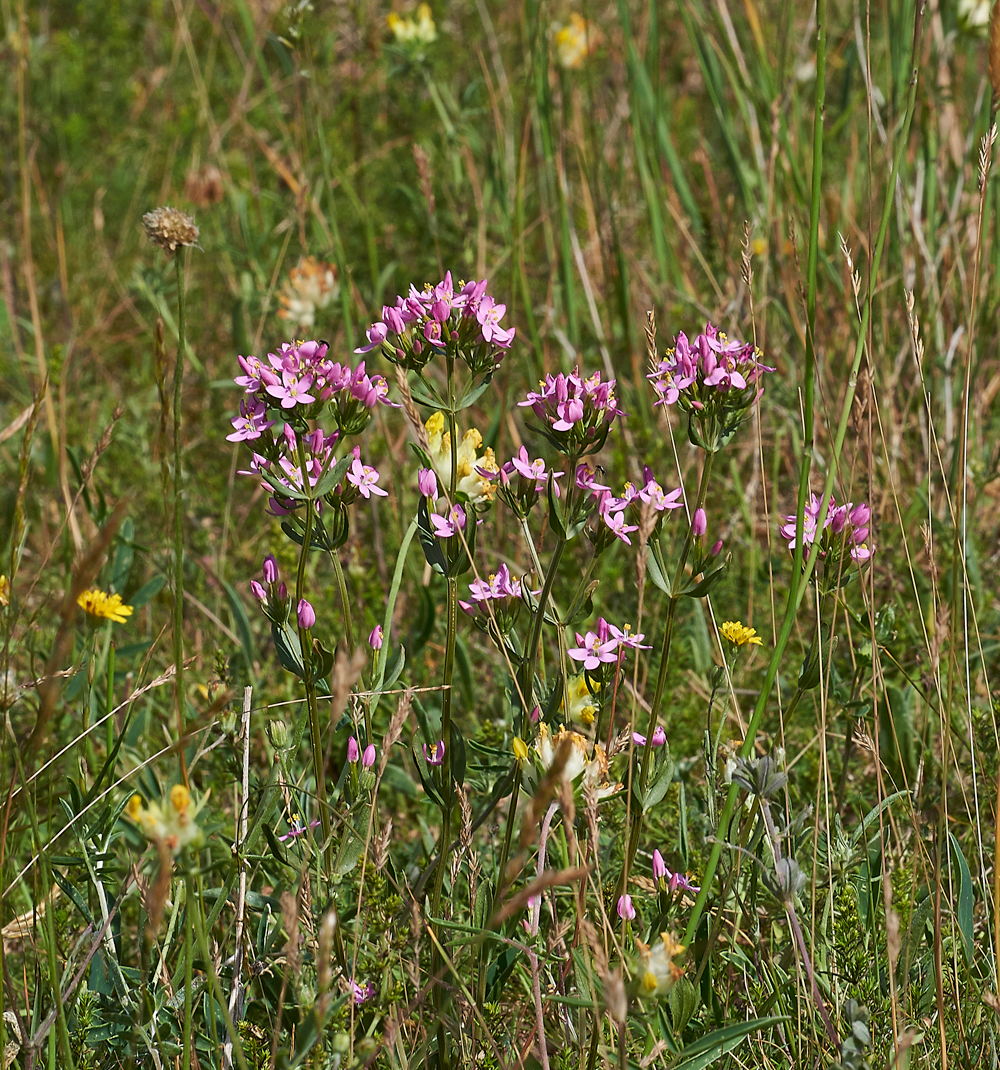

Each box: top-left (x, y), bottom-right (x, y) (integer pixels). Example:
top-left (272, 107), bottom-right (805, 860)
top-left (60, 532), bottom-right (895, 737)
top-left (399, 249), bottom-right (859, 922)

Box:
top-left (425, 412), bottom-right (445, 437)
top-left (720, 621), bottom-right (763, 647)
top-left (77, 588), bottom-right (134, 625)
top-left (0, 575), bottom-right (9, 607)
top-left (169, 784), bottom-right (191, 814)
top-left (512, 737), bottom-right (529, 763)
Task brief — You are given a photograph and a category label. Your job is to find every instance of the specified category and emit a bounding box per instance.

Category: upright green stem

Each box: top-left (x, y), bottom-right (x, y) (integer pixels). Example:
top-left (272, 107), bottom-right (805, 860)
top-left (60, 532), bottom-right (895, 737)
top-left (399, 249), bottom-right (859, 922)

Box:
top-left (620, 452), bottom-right (716, 888)
top-left (331, 551), bottom-right (356, 655)
top-left (294, 438), bottom-right (332, 875)
top-left (183, 869), bottom-right (193, 1070)
top-left (173, 252), bottom-right (187, 782)
top-left (684, 3), bottom-right (925, 950)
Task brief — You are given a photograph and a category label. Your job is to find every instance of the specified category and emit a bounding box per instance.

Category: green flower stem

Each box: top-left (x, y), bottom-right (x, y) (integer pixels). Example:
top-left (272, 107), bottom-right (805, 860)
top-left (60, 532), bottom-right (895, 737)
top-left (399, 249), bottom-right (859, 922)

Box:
top-left (331, 551), bottom-right (356, 655)
top-left (186, 866), bottom-right (250, 1070)
top-left (183, 867), bottom-right (193, 1070)
top-left (173, 251), bottom-right (187, 783)
top-left (684, 3), bottom-right (925, 951)
top-left (294, 437), bottom-right (332, 876)
top-left (105, 631), bottom-right (115, 757)
top-left (619, 451), bottom-right (715, 892)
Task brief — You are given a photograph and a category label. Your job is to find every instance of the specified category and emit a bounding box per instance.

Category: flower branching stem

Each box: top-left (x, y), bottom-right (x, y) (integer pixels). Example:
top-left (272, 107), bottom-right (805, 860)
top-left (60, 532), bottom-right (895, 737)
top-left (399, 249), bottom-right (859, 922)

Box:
top-left (173, 253), bottom-right (187, 784)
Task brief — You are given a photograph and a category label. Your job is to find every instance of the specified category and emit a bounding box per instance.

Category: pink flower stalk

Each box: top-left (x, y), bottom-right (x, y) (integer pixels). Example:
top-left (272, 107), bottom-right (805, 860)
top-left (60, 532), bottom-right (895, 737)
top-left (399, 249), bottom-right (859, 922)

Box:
top-left (617, 894), bottom-right (636, 921)
top-left (362, 744), bottom-right (376, 769)
top-left (430, 504), bottom-right (467, 539)
top-left (424, 740), bottom-right (446, 766)
top-left (780, 494), bottom-right (873, 563)
top-left (297, 599), bottom-right (316, 630)
top-left (347, 737), bottom-right (360, 763)
top-left (369, 624), bottom-right (384, 650)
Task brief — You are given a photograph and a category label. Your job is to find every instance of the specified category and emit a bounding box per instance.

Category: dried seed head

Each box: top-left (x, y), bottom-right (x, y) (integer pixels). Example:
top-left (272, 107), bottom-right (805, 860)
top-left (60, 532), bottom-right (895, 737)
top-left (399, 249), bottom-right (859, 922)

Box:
top-left (373, 817), bottom-right (393, 871)
top-left (184, 165), bottom-right (225, 208)
top-left (142, 206), bottom-right (199, 252)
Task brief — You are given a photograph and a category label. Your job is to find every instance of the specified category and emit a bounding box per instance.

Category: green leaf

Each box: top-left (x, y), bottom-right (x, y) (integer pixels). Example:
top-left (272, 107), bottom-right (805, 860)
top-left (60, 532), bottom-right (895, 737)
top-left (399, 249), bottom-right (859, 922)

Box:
top-left (643, 745), bottom-right (675, 813)
top-left (680, 555), bottom-right (730, 599)
top-left (456, 373), bottom-right (494, 410)
top-left (851, 790), bottom-right (909, 847)
top-left (312, 453), bottom-right (351, 499)
top-left (666, 1015), bottom-right (790, 1069)
top-left (127, 575), bottom-right (165, 610)
top-left (408, 376), bottom-right (445, 409)
top-left (646, 541), bottom-right (672, 596)
top-left (546, 471), bottom-right (566, 539)
top-left (948, 832), bottom-right (975, 964)
top-left (667, 977), bottom-right (699, 1036)
top-left (222, 581), bottom-right (256, 674)
top-left (416, 499), bottom-right (448, 575)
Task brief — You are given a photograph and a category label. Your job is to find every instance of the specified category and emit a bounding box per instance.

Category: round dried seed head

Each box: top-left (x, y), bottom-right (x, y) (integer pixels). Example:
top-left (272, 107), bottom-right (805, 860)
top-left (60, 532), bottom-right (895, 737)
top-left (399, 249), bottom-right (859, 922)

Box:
top-left (142, 206), bottom-right (199, 252)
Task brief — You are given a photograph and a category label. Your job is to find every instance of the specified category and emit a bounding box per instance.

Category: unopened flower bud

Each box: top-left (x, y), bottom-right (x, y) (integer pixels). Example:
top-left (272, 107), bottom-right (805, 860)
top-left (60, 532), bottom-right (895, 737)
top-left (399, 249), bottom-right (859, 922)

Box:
top-left (617, 894), bottom-right (636, 921)
top-left (297, 599), bottom-right (316, 629)
top-left (263, 555), bottom-right (279, 583)
top-left (710, 539), bottom-right (724, 557)
top-left (418, 467), bottom-right (438, 500)
top-left (251, 580), bottom-right (267, 602)
top-left (267, 719), bottom-right (288, 749)
top-left (362, 744), bottom-right (376, 768)
top-left (278, 582), bottom-right (288, 601)
top-left (652, 849), bottom-right (667, 881)
top-left (692, 507), bottom-right (707, 537)
top-left (347, 737), bottom-right (360, 763)
top-left (369, 625), bottom-right (384, 651)
top-left (651, 726), bottom-right (666, 747)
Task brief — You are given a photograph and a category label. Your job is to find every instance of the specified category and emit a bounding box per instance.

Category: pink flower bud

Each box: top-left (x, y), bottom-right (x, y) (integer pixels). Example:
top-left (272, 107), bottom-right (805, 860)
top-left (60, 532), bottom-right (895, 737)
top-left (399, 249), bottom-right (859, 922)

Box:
top-left (277, 582), bottom-right (288, 601)
top-left (530, 705), bottom-right (541, 724)
top-left (251, 580), bottom-right (267, 602)
top-left (418, 467), bottom-right (438, 500)
top-left (651, 726), bottom-right (666, 747)
top-left (347, 737), bottom-right (360, 763)
top-left (297, 599), bottom-right (316, 630)
top-left (632, 732), bottom-right (647, 747)
top-left (710, 539), bottom-right (724, 557)
top-left (652, 849), bottom-right (667, 882)
top-left (263, 555), bottom-right (279, 583)
top-left (362, 744), bottom-right (376, 768)
top-left (692, 507), bottom-right (707, 537)
top-left (369, 624), bottom-right (384, 651)
top-left (617, 894), bottom-right (636, 921)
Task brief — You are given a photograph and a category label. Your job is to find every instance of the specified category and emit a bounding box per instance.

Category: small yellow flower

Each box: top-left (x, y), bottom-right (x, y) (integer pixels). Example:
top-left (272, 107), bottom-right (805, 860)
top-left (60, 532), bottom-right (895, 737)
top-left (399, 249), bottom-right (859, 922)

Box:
top-left (77, 588), bottom-right (134, 624)
top-left (512, 737), bottom-right (529, 763)
top-left (126, 784), bottom-right (206, 855)
top-left (552, 13), bottom-right (600, 69)
top-left (720, 621), bottom-right (763, 647)
top-left (0, 575), bottom-right (9, 607)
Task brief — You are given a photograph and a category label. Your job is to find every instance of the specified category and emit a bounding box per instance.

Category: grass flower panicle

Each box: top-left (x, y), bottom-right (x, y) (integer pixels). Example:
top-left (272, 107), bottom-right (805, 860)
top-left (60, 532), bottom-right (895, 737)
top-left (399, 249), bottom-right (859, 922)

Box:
top-left (77, 588), bottom-right (133, 624)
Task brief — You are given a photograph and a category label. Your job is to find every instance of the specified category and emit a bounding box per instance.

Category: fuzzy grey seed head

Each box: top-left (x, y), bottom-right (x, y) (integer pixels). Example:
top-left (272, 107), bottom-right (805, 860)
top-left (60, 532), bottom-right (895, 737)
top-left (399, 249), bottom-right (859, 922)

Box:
top-left (142, 206), bottom-right (199, 252)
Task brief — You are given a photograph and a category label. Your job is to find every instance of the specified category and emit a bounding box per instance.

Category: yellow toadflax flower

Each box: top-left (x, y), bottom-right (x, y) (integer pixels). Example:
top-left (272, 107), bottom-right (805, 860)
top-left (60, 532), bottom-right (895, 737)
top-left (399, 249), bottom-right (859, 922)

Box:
top-left (425, 412), bottom-right (498, 503)
top-left (125, 784), bottom-right (207, 855)
top-left (0, 575), bottom-right (9, 607)
top-left (720, 620), bottom-right (763, 647)
top-left (552, 13), bottom-right (600, 69)
top-left (636, 932), bottom-right (686, 997)
top-left (77, 588), bottom-right (133, 624)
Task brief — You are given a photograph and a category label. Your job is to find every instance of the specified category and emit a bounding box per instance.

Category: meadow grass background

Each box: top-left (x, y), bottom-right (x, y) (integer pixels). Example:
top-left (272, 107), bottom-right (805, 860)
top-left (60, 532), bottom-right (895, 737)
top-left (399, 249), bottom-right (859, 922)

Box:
top-left (2, 0), bottom-right (1000, 1065)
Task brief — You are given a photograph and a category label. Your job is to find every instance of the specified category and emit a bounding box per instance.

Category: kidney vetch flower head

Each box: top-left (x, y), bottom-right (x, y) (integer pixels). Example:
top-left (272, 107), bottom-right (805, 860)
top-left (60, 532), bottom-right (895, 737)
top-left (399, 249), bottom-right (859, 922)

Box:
top-left (387, 3), bottom-right (437, 47)
top-left (635, 932), bottom-right (686, 998)
top-left (424, 412), bottom-right (498, 503)
top-left (277, 256), bottom-right (339, 331)
top-left (522, 723), bottom-right (620, 800)
top-left (126, 784), bottom-right (207, 855)
top-left (551, 13), bottom-right (601, 69)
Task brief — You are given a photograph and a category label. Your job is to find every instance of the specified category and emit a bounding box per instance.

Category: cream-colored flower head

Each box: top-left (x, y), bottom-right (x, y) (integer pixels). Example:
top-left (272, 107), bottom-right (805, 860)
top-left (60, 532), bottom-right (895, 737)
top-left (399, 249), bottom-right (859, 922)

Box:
top-left (142, 206), bottom-right (199, 252)
top-left (425, 412), bottom-right (498, 503)
top-left (278, 256), bottom-right (339, 330)
top-left (637, 932), bottom-right (685, 997)
top-left (552, 13), bottom-right (600, 69)
top-left (387, 3), bottom-right (437, 45)
top-left (527, 724), bottom-right (620, 800)
top-left (126, 784), bottom-right (207, 855)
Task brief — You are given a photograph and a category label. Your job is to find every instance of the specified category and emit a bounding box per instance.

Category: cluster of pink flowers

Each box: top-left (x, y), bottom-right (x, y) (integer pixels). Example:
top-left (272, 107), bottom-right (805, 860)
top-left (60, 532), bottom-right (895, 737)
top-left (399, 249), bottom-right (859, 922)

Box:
top-left (653, 849), bottom-right (700, 893)
top-left (459, 563), bottom-right (533, 630)
top-left (647, 323), bottom-right (773, 419)
top-left (356, 271), bottom-right (515, 373)
top-left (575, 465), bottom-right (683, 548)
top-left (780, 494), bottom-right (872, 563)
top-left (232, 339), bottom-right (392, 435)
top-left (489, 447), bottom-right (564, 517)
top-left (568, 618), bottom-right (651, 670)
top-left (519, 368), bottom-right (625, 455)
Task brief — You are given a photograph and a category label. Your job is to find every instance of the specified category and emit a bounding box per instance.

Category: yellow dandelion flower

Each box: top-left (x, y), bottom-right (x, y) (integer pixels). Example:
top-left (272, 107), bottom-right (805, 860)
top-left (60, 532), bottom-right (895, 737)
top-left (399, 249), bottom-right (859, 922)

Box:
top-left (77, 588), bottom-right (134, 624)
top-left (720, 621), bottom-right (763, 647)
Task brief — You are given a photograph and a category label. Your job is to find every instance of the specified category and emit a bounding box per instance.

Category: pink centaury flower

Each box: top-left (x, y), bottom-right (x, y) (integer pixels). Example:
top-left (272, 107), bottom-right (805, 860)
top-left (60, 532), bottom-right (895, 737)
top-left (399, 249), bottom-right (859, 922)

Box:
top-left (424, 740), bottom-right (446, 766)
top-left (347, 737), bottom-right (360, 763)
top-left (297, 599), bottom-right (316, 630)
top-left (369, 624), bottom-right (384, 651)
top-left (617, 894), bottom-right (636, 921)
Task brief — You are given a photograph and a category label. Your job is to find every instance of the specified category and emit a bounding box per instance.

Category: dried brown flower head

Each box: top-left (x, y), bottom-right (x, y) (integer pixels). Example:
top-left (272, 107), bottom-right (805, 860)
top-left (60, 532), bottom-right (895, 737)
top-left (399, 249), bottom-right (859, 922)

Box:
top-left (184, 165), bottom-right (225, 208)
top-left (142, 206), bottom-right (199, 252)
